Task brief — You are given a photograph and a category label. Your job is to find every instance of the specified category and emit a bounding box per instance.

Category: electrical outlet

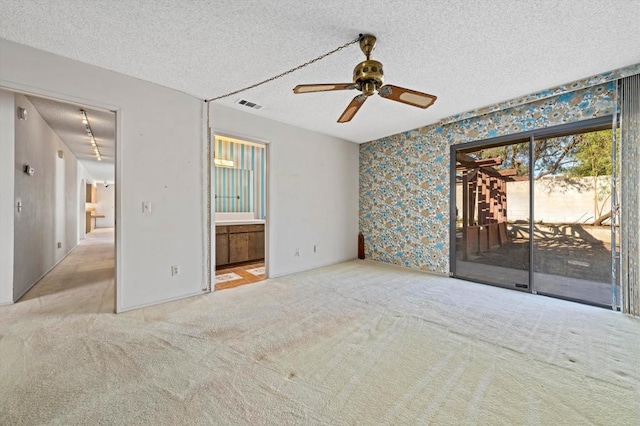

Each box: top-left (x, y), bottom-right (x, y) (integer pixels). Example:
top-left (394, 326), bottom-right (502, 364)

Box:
top-left (294, 248), bottom-right (300, 257)
top-left (57, 242), bottom-right (62, 249)
top-left (171, 265), bottom-right (179, 276)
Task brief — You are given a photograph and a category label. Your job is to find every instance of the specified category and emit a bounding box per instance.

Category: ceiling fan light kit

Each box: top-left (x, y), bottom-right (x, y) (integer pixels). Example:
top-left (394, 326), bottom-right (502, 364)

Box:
top-left (293, 34), bottom-right (437, 123)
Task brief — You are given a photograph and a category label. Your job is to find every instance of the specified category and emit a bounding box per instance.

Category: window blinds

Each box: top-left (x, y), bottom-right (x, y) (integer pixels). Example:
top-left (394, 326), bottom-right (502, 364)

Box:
top-left (620, 74), bottom-right (640, 316)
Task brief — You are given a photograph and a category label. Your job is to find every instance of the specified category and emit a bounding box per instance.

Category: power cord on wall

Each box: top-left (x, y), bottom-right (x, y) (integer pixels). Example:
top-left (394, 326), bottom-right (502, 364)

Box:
top-left (204, 35), bottom-right (362, 103)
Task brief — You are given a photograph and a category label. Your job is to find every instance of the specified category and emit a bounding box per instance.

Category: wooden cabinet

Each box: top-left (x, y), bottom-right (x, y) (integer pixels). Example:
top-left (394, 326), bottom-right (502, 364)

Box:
top-left (86, 210), bottom-right (94, 233)
top-left (85, 210), bottom-right (106, 233)
top-left (85, 183), bottom-right (96, 203)
top-left (215, 224), bottom-right (264, 267)
top-left (215, 227), bottom-right (230, 266)
top-left (228, 224), bottom-right (264, 234)
top-left (248, 231), bottom-right (265, 260)
top-left (229, 233), bottom-right (249, 264)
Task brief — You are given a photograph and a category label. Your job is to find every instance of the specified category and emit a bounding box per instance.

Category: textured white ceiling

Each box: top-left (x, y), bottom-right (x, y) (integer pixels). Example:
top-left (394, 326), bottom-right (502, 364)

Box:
top-left (26, 95), bottom-right (115, 182)
top-left (2, 0), bottom-right (640, 143)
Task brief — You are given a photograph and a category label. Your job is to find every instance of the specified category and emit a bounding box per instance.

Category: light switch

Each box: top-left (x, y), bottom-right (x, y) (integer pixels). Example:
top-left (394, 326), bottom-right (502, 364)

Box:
top-left (142, 201), bottom-right (152, 213)
top-left (17, 201), bottom-right (22, 212)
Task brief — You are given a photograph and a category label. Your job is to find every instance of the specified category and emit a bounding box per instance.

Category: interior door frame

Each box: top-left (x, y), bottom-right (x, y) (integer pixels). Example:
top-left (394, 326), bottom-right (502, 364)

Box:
top-left (209, 130), bottom-right (271, 286)
top-left (0, 80), bottom-right (120, 312)
top-left (449, 115), bottom-right (614, 303)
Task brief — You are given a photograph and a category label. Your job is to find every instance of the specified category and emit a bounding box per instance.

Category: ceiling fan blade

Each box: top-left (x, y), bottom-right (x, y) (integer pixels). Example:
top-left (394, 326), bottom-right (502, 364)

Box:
top-left (378, 84), bottom-right (437, 109)
top-left (337, 95), bottom-right (367, 123)
top-left (293, 83), bottom-right (356, 94)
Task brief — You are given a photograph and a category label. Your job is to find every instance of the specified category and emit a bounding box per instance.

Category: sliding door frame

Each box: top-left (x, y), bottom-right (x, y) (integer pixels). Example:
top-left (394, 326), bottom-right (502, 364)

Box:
top-left (449, 115), bottom-right (614, 303)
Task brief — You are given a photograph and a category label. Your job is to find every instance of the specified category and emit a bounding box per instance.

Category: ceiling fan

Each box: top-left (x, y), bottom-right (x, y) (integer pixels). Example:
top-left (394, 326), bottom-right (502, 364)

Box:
top-left (293, 34), bottom-right (437, 123)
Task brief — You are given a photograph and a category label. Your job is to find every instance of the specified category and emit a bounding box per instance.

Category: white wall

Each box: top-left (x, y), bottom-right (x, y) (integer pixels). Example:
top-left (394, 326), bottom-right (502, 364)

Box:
top-left (0, 90), bottom-right (14, 305)
top-left (1, 39), bottom-right (205, 311)
top-left (12, 94), bottom-right (86, 299)
top-left (211, 104), bottom-right (360, 277)
top-left (96, 184), bottom-right (115, 228)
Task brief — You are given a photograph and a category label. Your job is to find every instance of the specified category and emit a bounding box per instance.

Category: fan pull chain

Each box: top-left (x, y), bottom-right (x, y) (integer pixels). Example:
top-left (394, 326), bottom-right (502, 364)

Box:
top-left (205, 35), bottom-right (362, 103)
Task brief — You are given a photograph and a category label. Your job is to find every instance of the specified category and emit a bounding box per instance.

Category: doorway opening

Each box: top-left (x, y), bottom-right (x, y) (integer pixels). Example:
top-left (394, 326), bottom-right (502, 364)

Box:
top-left (451, 116), bottom-right (619, 309)
top-left (6, 89), bottom-right (117, 312)
top-left (213, 134), bottom-right (268, 291)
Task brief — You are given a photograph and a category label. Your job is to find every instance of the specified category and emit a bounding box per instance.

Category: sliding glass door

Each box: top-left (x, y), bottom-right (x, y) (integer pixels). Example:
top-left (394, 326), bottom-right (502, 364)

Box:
top-left (453, 140), bottom-right (531, 291)
top-left (532, 131), bottom-right (615, 306)
top-left (451, 117), bottom-right (619, 308)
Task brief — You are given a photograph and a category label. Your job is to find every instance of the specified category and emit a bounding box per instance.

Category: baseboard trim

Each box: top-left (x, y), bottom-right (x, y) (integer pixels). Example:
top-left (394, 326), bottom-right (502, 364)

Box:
top-left (116, 289), bottom-right (207, 313)
top-left (268, 257), bottom-right (358, 279)
top-left (359, 258), bottom-right (449, 278)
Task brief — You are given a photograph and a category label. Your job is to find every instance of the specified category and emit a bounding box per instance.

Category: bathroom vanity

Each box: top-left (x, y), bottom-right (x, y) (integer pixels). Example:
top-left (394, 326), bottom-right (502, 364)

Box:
top-left (215, 214), bottom-right (265, 267)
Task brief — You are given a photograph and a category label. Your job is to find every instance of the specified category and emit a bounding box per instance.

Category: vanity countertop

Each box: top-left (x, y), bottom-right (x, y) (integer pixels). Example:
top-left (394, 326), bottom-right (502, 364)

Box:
top-left (215, 219), bottom-right (265, 226)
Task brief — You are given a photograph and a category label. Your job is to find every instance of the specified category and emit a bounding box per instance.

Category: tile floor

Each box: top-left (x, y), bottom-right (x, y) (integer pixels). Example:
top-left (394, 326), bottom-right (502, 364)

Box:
top-left (214, 261), bottom-right (266, 291)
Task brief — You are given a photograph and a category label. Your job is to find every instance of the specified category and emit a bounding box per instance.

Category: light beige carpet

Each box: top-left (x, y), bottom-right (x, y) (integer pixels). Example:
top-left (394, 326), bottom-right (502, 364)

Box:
top-left (1, 231), bottom-right (639, 424)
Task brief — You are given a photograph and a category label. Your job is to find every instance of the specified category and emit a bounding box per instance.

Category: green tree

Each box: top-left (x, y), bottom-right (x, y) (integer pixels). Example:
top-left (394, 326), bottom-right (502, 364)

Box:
top-left (569, 129), bottom-right (616, 225)
top-left (533, 135), bottom-right (582, 179)
top-left (570, 130), bottom-right (613, 177)
top-left (473, 136), bottom-right (582, 179)
top-left (475, 144), bottom-right (530, 175)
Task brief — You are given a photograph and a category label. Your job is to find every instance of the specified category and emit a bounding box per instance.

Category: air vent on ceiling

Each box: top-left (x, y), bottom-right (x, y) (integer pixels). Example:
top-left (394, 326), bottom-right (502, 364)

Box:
top-left (236, 99), bottom-right (263, 110)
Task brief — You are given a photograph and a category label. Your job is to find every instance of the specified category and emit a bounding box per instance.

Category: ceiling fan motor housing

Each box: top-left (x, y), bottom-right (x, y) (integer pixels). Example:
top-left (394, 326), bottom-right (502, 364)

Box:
top-left (291, 33), bottom-right (437, 123)
top-left (353, 60), bottom-right (384, 95)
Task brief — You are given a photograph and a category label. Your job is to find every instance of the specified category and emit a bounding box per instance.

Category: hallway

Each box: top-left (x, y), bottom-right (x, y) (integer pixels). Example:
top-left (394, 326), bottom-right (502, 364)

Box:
top-left (17, 227), bottom-right (114, 314)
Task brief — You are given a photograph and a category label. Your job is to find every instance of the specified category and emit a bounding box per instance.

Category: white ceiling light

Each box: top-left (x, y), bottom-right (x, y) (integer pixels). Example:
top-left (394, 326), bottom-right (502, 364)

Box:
top-left (214, 158), bottom-right (234, 167)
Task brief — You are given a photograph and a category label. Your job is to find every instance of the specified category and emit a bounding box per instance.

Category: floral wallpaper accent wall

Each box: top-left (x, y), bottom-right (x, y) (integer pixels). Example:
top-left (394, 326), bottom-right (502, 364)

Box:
top-left (359, 81), bottom-right (615, 274)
